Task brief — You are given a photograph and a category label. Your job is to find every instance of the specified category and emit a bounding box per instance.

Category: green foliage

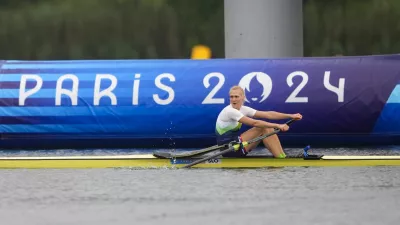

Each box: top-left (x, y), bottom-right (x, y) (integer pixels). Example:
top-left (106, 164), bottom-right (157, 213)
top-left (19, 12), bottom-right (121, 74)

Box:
top-left (304, 0), bottom-right (400, 56)
top-left (0, 0), bottom-right (399, 59)
top-left (0, 0), bottom-right (223, 59)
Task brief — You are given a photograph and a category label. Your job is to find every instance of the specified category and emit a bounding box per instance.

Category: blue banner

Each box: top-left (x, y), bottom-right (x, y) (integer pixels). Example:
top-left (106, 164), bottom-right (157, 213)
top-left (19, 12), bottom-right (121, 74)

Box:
top-left (0, 55), bottom-right (399, 149)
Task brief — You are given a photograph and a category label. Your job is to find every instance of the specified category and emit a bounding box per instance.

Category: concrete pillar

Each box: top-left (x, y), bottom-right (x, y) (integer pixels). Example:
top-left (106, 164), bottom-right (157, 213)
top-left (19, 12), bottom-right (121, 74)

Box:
top-left (224, 0), bottom-right (303, 58)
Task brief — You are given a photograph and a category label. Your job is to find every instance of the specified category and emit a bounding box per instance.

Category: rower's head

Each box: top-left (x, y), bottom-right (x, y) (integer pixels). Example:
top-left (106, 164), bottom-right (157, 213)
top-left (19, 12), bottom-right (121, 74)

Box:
top-left (229, 85), bottom-right (245, 109)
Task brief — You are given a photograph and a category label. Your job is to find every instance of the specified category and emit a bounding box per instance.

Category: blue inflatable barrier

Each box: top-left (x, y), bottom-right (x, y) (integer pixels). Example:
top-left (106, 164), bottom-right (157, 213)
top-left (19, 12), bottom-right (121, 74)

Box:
top-left (0, 54), bottom-right (399, 149)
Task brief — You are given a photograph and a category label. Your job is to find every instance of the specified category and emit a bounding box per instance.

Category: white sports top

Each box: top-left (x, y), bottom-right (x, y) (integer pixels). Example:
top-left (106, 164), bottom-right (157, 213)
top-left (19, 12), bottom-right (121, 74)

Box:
top-left (215, 105), bottom-right (257, 135)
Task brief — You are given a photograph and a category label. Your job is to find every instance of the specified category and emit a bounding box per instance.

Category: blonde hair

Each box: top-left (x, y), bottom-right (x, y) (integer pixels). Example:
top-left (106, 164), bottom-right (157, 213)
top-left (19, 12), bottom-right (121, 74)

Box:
top-left (229, 85), bottom-right (245, 96)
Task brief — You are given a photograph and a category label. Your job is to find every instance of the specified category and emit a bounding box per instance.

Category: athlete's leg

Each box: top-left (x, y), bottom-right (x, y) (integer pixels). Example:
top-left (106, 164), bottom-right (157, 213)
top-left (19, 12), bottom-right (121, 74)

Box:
top-left (240, 127), bottom-right (285, 158)
top-left (262, 128), bottom-right (285, 158)
top-left (239, 127), bottom-right (264, 152)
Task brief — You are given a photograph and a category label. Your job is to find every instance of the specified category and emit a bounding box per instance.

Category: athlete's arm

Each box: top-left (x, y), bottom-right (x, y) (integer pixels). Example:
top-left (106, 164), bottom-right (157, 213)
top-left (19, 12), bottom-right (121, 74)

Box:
top-left (254, 111), bottom-right (302, 120)
top-left (238, 116), bottom-right (288, 131)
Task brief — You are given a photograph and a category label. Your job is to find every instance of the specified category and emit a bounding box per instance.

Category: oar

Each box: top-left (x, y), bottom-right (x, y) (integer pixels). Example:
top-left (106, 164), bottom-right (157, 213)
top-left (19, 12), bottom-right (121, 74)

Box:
top-left (153, 143), bottom-right (229, 159)
top-left (182, 119), bottom-right (295, 168)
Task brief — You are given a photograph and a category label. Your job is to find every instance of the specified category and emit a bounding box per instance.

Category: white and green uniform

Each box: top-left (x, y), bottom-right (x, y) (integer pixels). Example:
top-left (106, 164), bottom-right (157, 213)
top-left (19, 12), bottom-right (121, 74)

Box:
top-left (215, 105), bottom-right (257, 147)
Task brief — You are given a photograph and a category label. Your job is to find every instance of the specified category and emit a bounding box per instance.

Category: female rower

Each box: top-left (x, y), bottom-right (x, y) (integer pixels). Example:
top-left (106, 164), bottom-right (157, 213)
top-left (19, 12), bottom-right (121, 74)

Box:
top-left (215, 85), bottom-right (302, 158)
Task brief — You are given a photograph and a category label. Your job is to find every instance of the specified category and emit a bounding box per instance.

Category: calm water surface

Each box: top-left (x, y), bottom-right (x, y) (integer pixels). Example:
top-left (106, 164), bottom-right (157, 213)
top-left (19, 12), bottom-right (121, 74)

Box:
top-left (0, 147), bottom-right (399, 225)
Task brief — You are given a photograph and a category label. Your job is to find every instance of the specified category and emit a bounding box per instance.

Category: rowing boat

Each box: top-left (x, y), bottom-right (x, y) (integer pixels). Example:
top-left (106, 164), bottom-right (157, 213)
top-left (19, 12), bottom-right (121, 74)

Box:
top-left (0, 154), bottom-right (400, 169)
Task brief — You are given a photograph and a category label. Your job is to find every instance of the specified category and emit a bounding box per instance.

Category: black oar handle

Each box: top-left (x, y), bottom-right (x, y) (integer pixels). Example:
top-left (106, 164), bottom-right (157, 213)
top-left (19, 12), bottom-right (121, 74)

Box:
top-left (273, 118), bottom-right (295, 131)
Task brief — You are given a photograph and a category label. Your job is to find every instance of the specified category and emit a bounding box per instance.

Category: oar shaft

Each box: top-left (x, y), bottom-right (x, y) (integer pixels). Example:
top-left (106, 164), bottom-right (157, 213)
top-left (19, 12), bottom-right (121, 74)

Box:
top-left (246, 119), bottom-right (295, 145)
top-left (245, 129), bottom-right (279, 145)
top-left (182, 147), bottom-right (234, 168)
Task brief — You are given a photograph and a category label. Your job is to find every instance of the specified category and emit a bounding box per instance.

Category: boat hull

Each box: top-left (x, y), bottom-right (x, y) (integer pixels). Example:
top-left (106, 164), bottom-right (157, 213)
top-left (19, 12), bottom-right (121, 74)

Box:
top-left (1, 155), bottom-right (400, 169)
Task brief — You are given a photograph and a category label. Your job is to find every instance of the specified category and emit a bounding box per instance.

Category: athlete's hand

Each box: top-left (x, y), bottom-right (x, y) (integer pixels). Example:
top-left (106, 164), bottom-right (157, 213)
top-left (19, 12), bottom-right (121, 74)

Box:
top-left (276, 124), bottom-right (289, 132)
top-left (291, 113), bottom-right (302, 120)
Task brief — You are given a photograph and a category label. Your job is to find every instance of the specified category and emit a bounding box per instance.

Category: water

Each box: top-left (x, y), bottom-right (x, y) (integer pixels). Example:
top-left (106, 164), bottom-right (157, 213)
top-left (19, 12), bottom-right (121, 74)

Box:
top-left (0, 147), bottom-right (400, 225)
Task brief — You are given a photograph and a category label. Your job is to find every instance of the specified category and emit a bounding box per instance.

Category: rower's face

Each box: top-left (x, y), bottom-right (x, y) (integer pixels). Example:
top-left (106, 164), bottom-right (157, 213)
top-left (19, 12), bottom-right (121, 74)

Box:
top-left (230, 89), bottom-right (244, 109)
